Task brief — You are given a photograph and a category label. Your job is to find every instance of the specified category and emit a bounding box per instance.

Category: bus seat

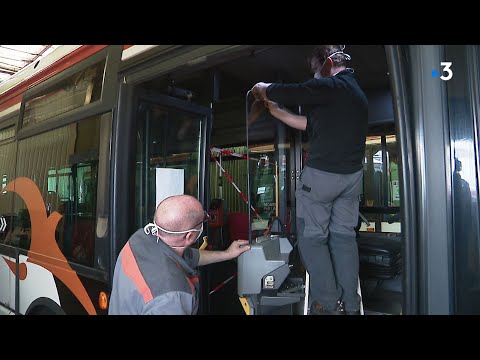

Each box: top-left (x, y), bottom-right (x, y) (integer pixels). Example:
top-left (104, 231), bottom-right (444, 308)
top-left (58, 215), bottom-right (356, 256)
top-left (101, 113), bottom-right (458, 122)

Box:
top-left (356, 233), bottom-right (402, 280)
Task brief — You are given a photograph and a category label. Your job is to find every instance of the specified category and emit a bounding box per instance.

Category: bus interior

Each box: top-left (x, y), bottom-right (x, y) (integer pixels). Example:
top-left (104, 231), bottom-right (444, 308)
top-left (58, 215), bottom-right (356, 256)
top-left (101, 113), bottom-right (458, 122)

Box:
top-left (129, 45), bottom-right (401, 315)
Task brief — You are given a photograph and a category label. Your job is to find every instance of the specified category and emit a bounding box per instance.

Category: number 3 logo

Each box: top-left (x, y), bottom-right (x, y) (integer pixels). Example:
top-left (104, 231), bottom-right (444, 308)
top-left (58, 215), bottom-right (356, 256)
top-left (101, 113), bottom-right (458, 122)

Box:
top-left (440, 62), bottom-right (453, 81)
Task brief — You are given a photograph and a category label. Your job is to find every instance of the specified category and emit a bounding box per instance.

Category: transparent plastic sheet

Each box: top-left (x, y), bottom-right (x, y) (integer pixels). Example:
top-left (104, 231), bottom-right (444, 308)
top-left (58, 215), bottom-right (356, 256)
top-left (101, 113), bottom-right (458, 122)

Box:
top-left (245, 91), bottom-right (279, 244)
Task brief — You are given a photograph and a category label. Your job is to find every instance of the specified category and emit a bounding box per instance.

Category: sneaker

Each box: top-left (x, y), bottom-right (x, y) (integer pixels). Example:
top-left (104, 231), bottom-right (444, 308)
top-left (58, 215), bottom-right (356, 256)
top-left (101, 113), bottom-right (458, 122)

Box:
top-left (310, 300), bottom-right (345, 315)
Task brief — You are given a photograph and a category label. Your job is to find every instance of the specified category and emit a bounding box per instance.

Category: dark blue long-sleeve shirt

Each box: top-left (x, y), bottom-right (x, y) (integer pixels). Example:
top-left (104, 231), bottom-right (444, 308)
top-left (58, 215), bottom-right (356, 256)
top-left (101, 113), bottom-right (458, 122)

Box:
top-left (266, 70), bottom-right (368, 174)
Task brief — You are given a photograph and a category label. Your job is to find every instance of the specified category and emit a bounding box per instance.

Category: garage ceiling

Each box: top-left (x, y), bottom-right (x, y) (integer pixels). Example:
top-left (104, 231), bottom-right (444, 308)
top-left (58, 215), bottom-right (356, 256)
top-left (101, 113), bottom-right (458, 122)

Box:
top-left (0, 45), bottom-right (59, 84)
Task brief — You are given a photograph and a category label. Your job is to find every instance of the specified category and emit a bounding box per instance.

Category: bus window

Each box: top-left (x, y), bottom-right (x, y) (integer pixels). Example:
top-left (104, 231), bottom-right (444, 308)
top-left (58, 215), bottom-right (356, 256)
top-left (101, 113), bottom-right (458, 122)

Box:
top-left (363, 136), bottom-right (383, 209)
top-left (360, 134), bottom-right (401, 234)
top-left (209, 145), bottom-right (249, 216)
top-left (22, 60), bottom-right (106, 128)
top-left (13, 114), bottom-right (103, 267)
top-left (0, 132), bottom-right (16, 245)
top-left (386, 137), bottom-right (400, 207)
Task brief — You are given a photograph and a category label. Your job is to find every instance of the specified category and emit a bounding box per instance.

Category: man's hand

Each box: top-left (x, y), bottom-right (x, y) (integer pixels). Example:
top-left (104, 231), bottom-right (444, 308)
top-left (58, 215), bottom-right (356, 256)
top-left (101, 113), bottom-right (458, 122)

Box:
top-left (198, 239), bottom-right (251, 265)
top-left (265, 100), bottom-right (280, 112)
top-left (248, 99), bottom-right (266, 126)
top-left (251, 82), bottom-right (270, 101)
top-left (225, 240), bottom-right (251, 259)
top-left (264, 100), bottom-right (307, 131)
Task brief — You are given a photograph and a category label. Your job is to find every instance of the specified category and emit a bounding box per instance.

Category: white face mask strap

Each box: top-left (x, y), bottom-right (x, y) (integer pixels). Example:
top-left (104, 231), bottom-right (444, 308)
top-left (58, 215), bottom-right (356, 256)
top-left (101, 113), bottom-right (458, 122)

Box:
top-left (144, 222), bottom-right (158, 235)
top-left (144, 221), bottom-right (203, 244)
top-left (157, 223), bottom-right (203, 249)
top-left (144, 222), bottom-right (161, 243)
top-left (328, 50), bottom-right (352, 61)
top-left (315, 48), bottom-right (352, 79)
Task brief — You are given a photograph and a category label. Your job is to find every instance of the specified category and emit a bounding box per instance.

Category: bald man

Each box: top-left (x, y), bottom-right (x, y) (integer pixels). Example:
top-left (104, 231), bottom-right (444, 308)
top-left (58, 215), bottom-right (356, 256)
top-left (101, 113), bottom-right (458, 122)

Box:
top-left (109, 195), bottom-right (250, 315)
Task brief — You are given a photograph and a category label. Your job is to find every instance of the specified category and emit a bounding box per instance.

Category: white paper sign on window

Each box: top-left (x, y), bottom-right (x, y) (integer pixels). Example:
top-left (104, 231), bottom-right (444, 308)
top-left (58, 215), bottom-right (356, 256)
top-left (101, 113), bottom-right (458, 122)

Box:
top-left (155, 168), bottom-right (184, 208)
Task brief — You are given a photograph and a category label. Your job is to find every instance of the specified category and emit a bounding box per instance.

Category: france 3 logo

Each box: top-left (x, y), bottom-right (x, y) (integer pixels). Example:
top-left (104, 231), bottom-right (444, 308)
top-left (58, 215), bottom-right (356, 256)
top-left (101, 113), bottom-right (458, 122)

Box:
top-left (432, 62), bottom-right (453, 81)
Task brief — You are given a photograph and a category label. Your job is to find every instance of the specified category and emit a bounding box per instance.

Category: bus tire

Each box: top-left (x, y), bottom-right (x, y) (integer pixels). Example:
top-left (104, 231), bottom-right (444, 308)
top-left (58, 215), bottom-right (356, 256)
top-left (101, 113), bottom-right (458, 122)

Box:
top-left (25, 298), bottom-right (65, 315)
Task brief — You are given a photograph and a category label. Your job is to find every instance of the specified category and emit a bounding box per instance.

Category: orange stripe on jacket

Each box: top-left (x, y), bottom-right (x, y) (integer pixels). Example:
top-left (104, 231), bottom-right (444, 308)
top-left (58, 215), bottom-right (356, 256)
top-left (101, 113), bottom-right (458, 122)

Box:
top-left (121, 243), bottom-right (153, 303)
top-left (185, 275), bottom-right (198, 296)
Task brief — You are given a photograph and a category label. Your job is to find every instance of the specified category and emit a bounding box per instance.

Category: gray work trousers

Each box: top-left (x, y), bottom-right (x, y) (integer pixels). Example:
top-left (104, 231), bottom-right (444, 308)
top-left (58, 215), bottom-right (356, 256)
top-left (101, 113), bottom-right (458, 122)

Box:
top-left (296, 166), bottom-right (362, 312)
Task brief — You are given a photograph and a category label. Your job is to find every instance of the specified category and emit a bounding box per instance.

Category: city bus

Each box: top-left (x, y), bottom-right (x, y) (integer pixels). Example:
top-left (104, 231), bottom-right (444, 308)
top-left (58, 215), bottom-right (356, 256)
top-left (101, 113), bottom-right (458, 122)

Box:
top-left (0, 45), bottom-right (478, 315)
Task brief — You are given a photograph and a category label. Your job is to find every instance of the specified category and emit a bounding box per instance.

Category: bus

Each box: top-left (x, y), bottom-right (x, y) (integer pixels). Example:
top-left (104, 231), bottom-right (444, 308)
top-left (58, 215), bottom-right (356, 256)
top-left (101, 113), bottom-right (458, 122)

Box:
top-left (0, 45), bottom-right (478, 315)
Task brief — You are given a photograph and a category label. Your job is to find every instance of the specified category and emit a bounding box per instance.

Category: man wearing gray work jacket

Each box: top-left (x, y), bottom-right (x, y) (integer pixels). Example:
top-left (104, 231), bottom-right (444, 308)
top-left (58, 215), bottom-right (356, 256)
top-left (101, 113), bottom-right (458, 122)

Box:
top-left (109, 194), bottom-right (250, 315)
top-left (252, 45), bottom-right (368, 315)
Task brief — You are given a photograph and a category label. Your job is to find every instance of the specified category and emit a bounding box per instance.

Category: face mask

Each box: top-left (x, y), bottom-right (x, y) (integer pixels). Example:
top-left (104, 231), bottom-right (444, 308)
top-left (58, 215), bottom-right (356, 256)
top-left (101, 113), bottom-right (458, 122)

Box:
top-left (144, 221), bottom-right (204, 248)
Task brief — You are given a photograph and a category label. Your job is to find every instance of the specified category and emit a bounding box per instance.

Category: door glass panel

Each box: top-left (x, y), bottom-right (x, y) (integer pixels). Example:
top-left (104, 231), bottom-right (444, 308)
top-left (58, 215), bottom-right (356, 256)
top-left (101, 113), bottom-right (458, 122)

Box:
top-left (445, 45), bottom-right (480, 314)
top-left (135, 102), bottom-right (204, 230)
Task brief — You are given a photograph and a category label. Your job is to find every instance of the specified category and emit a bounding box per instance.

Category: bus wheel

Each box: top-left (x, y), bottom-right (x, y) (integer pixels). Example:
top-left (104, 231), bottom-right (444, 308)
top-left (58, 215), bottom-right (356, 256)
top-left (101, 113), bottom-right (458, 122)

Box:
top-left (26, 298), bottom-right (65, 315)
top-left (29, 306), bottom-right (58, 315)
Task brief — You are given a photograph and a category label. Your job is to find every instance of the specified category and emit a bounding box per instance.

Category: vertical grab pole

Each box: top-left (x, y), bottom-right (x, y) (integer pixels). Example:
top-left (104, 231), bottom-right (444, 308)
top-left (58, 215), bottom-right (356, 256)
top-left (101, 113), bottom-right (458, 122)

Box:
top-left (358, 277), bottom-right (364, 315)
top-left (275, 161), bottom-right (279, 217)
top-left (303, 272), bottom-right (310, 315)
top-left (245, 91), bottom-right (252, 244)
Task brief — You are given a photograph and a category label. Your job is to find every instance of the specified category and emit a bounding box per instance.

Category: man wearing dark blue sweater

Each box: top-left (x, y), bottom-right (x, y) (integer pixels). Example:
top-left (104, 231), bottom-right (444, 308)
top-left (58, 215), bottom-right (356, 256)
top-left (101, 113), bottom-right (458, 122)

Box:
top-left (252, 45), bottom-right (368, 315)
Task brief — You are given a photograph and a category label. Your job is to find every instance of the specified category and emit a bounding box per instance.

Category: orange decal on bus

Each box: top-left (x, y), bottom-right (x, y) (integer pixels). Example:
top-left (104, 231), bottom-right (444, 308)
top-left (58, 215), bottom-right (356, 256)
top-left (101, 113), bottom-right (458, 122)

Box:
top-left (5, 177), bottom-right (97, 315)
top-left (2, 257), bottom-right (27, 280)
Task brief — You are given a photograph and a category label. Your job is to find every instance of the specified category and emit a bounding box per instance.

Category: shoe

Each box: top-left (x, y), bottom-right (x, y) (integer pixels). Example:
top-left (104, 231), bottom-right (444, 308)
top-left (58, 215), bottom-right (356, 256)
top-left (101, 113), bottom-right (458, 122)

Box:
top-left (310, 300), bottom-right (345, 315)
